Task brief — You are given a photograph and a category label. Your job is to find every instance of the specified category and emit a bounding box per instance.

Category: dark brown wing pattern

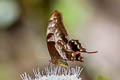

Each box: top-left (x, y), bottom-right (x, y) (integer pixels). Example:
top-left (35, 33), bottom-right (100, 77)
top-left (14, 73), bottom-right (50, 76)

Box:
top-left (46, 10), bottom-right (98, 67)
top-left (46, 10), bottom-right (69, 67)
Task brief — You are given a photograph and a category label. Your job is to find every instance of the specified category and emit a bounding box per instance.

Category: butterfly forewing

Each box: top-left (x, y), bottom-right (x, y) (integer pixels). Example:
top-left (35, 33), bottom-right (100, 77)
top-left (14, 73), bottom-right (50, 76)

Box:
top-left (46, 10), bottom-right (69, 62)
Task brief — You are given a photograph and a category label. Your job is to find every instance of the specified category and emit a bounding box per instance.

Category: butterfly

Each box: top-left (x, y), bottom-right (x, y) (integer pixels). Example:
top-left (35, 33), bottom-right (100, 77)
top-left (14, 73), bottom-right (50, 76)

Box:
top-left (46, 10), bottom-right (97, 67)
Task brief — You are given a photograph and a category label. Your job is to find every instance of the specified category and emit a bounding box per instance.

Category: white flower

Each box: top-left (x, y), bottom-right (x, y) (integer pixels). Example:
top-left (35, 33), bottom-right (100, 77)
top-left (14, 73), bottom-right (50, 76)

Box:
top-left (20, 65), bottom-right (83, 80)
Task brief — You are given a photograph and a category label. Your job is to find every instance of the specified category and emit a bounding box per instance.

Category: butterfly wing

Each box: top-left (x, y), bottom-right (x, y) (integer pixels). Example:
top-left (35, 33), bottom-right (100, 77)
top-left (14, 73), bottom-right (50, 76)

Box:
top-left (47, 10), bottom-right (69, 43)
top-left (46, 10), bottom-right (98, 66)
top-left (46, 10), bottom-right (69, 66)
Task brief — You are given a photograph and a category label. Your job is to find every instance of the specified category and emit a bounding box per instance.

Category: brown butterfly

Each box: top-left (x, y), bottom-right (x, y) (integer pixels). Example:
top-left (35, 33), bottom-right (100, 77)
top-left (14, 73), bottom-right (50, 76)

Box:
top-left (46, 10), bottom-right (97, 67)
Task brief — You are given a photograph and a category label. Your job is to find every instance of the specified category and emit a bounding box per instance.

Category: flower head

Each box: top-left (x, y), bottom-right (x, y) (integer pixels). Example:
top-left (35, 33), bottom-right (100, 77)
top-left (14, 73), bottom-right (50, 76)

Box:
top-left (20, 65), bottom-right (83, 80)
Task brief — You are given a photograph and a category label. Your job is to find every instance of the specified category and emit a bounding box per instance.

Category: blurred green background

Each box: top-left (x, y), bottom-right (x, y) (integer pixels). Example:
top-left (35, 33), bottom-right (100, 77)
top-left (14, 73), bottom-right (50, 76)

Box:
top-left (0, 0), bottom-right (120, 80)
